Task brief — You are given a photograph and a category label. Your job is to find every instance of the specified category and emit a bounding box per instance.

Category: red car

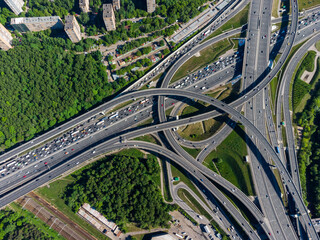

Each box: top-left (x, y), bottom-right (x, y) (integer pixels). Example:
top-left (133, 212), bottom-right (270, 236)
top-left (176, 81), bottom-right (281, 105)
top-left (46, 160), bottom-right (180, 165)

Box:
top-left (23, 175), bottom-right (26, 178)
top-left (44, 162), bottom-right (48, 165)
top-left (71, 149), bottom-right (74, 151)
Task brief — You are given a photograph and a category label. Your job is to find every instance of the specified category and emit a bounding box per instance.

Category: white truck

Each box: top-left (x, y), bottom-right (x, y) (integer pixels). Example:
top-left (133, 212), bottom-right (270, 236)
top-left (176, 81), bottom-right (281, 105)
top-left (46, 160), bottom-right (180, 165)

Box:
top-left (203, 225), bottom-right (211, 233)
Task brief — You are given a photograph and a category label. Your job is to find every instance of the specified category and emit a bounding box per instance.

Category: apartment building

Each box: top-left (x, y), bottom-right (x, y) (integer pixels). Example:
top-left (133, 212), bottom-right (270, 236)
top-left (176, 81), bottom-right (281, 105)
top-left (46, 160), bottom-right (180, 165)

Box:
top-left (79, 0), bottom-right (89, 12)
top-left (11, 16), bottom-right (64, 32)
top-left (4, 0), bottom-right (24, 15)
top-left (146, 0), bottom-right (156, 13)
top-left (103, 4), bottom-right (116, 31)
top-left (65, 15), bottom-right (82, 43)
top-left (112, 0), bottom-right (120, 10)
top-left (0, 23), bottom-right (13, 51)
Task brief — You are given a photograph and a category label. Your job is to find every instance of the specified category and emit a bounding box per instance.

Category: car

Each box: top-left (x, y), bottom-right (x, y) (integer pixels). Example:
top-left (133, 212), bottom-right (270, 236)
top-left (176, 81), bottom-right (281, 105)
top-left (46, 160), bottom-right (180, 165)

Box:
top-left (71, 149), bottom-right (74, 151)
top-left (65, 152), bottom-right (69, 155)
top-left (23, 175), bottom-right (26, 178)
top-left (44, 162), bottom-right (48, 165)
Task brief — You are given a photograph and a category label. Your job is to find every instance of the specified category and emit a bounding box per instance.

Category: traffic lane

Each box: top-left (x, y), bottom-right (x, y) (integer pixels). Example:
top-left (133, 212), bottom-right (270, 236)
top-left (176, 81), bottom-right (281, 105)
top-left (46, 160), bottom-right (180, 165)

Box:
top-left (280, 34), bottom-right (320, 195)
top-left (0, 2), bottom-right (249, 165)
top-left (0, 63), bottom-right (237, 189)
top-left (0, 140), bottom-right (262, 240)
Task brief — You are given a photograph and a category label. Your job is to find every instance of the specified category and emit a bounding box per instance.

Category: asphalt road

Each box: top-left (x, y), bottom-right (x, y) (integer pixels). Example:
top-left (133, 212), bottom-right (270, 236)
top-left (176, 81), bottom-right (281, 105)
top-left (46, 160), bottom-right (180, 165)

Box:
top-left (277, 33), bottom-right (320, 208)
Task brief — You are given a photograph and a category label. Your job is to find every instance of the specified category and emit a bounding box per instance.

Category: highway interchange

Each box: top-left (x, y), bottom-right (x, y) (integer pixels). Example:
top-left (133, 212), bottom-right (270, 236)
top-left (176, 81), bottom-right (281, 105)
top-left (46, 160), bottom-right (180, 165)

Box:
top-left (0, 0), bottom-right (320, 239)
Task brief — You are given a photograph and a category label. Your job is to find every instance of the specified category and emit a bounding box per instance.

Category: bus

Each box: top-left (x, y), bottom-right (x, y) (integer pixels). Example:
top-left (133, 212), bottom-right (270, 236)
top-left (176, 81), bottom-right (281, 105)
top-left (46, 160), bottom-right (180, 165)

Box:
top-left (71, 130), bottom-right (79, 136)
top-left (7, 161), bottom-right (16, 168)
top-left (96, 120), bottom-right (104, 126)
top-left (109, 112), bottom-right (119, 119)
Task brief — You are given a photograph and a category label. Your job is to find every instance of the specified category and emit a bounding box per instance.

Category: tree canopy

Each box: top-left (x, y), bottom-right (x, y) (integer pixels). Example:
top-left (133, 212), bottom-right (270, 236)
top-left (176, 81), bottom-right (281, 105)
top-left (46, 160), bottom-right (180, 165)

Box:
top-left (0, 209), bottom-right (54, 240)
top-left (0, 33), bottom-right (115, 150)
top-left (63, 152), bottom-right (175, 229)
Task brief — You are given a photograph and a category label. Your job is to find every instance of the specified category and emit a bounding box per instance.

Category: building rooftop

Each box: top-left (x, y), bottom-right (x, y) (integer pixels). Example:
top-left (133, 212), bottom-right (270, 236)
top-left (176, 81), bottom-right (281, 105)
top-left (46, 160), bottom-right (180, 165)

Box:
top-left (11, 16), bottom-right (62, 25)
top-left (65, 15), bottom-right (76, 30)
top-left (103, 4), bottom-right (114, 18)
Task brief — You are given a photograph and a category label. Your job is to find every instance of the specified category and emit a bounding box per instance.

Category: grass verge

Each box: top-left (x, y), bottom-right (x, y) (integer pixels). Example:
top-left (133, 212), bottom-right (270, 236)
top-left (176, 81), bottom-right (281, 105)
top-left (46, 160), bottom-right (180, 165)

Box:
top-left (316, 41), bottom-right (320, 52)
top-left (133, 134), bottom-right (160, 145)
top-left (272, 0), bottom-right (280, 18)
top-left (35, 175), bottom-right (109, 240)
top-left (160, 159), bottom-right (173, 202)
top-left (177, 188), bottom-right (212, 221)
top-left (204, 3), bottom-right (250, 41)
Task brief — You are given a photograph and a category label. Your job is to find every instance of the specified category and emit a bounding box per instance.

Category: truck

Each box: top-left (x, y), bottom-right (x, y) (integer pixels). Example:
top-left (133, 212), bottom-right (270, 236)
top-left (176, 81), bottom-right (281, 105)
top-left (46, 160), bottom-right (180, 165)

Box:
top-left (203, 29), bottom-right (211, 36)
top-left (203, 225), bottom-right (211, 233)
top-left (175, 233), bottom-right (183, 239)
top-left (275, 146), bottom-right (280, 153)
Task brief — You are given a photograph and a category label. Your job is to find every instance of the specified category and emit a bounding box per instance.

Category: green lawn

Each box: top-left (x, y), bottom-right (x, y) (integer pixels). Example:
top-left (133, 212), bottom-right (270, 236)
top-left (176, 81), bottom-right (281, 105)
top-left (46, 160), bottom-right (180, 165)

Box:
top-left (292, 51), bottom-right (317, 112)
top-left (171, 39), bottom-right (233, 83)
top-left (299, 0), bottom-right (320, 10)
top-left (133, 134), bottom-right (161, 145)
top-left (181, 146), bottom-right (202, 159)
top-left (203, 124), bottom-right (255, 196)
top-left (294, 58), bottom-right (320, 115)
top-left (170, 163), bottom-right (209, 206)
top-left (35, 176), bottom-right (109, 240)
top-left (204, 3), bottom-right (250, 41)
top-left (302, 51), bottom-right (316, 72)
top-left (9, 202), bottom-right (65, 240)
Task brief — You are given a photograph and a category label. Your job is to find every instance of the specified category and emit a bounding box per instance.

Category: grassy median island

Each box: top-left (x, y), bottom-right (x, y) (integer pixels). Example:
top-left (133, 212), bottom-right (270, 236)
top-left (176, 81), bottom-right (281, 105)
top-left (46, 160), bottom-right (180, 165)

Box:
top-left (181, 146), bottom-right (202, 158)
top-left (203, 124), bottom-right (255, 196)
top-left (170, 163), bottom-right (209, 206)
top-left (133, 134), bottom-right (161, 145)
top-left (177, 103), bottom-right (226, 141)
top-left (176, 83), bottom-right (240, 141)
